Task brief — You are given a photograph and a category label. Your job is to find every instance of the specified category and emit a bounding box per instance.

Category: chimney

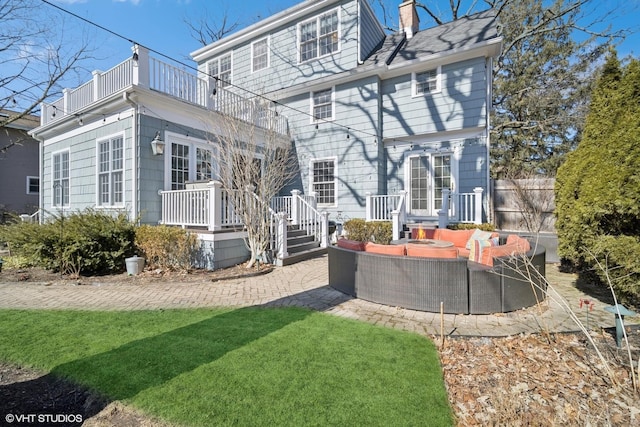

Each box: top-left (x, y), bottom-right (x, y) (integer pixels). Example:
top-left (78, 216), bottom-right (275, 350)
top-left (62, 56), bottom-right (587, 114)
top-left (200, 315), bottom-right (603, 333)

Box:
top-left (399, 0), bottom-right (420, 39)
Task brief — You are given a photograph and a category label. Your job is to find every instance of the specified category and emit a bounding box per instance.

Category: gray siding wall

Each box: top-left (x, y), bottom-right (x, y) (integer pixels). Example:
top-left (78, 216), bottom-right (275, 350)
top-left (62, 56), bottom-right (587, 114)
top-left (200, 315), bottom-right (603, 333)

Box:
top-left (359, 0), bottom-right (386, 60)
top-left (42, 116), bottom-right (134, 218)
top-left (382, 57), bottom-right (488, 139)
top-left (0, 130), bottom-right (39, 215)
top-left (198, 0), bottom-right (361, 95)
top-left (282, 74), bottom-right (384, 219)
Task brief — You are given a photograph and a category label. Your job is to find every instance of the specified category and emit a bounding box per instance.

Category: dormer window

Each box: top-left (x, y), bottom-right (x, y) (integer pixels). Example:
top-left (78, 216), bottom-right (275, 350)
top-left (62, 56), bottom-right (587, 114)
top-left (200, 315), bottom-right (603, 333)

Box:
top-left (299, 9), bottom-right (339, 62)
top-left (413, 67), bottom-right (442, 96)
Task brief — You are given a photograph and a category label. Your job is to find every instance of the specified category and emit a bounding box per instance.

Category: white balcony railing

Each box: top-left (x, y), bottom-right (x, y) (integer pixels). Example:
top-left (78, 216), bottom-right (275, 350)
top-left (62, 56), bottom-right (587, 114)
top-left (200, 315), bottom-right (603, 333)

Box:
top-left (40, 46), bottom-right (288, 136)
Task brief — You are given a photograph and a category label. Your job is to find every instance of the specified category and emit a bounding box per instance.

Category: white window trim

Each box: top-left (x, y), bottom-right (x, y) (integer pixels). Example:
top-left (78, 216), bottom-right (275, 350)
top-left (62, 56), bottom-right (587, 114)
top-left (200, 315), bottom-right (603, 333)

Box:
top-left (95, 132), bottom-right (126, 208)
top-left (403, 148), bottom-right (457, 216)
top-left (251, 36), bottom-right (270, 73)
top-left (26, 176), bottom-right (39, 195)
top-left (163, 131), bottom-right (216, 190)
top-left (297, 7), bottom-right (341, 63)
top-left (411, 66), bottom-right (442, 97)
top-left (309, 156), bottom-right (338, 208)
top-left (51, 148), bottom-right (70, 208)
top-left (208, 52), bottom-right (233, 87)
top-left (309, 87), bottom-right (335, 124)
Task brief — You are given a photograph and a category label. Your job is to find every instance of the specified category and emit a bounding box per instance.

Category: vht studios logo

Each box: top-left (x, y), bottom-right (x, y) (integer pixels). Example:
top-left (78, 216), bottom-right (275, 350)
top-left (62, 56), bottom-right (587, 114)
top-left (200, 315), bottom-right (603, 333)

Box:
top-left (5, 413), bottom-right (83, 424)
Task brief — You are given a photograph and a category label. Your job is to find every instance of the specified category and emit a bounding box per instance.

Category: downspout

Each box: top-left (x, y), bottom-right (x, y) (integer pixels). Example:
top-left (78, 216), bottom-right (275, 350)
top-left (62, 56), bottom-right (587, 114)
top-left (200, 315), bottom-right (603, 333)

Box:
top-left (123, 92), bottom-right (138, 223)
top-left (485, 56), bottom-right (493, 224)
top-left (357, 0), bottom-right (363, 65)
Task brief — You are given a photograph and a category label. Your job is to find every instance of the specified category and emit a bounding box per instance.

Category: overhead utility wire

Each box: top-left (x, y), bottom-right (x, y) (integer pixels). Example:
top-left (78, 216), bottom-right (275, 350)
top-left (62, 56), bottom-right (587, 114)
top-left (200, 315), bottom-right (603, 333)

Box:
top-left (40, 0), bottom-right (385, 143)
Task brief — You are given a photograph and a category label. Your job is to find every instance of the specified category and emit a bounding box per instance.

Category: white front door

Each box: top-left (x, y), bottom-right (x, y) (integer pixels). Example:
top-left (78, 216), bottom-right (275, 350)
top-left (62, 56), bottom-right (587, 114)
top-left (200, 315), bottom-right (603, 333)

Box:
top-left (407, 153), bottom-right (453, 217)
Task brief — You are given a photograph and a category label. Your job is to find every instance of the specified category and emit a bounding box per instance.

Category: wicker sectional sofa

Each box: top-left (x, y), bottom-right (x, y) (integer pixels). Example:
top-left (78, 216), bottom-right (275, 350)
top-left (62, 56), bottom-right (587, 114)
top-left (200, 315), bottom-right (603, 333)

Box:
top-left (328, 236), bottom-right (546, 315)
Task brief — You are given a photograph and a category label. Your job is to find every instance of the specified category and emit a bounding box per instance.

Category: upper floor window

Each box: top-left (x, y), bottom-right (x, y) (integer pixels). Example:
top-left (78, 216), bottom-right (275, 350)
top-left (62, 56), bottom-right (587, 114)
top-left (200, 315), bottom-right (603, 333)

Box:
top-left (26, 176), bottom-right (39, 195)
top-left (299, 9), bottom-right (339, 62)
top-left (209, 54), bottom-right (232, 88)
top-left (413, 67), bottom-right (442, 96)
top-left (52, 150), bottom-right (69, 207)
top-left (252, 37), bottom-right (269, 72)
top-left (97, 135), bottom-right (124, 207)
top-left (311, 88), bottom-right (334, 122)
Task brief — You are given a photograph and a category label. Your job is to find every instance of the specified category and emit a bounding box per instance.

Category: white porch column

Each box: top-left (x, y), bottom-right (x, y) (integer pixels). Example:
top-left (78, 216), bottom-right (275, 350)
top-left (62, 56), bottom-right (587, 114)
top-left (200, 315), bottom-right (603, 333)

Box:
top-left (290, 189), bottom-right (301, 225)
top-left (309, 191), bottom-right (318, 210)
top-left (365, 192), bottom-right (372, 221)
top-left (132, 44), bottom-right (150, 89)
top-left (473, 187), bottom-right (484, 225)
top-left (62, 88), bottom-right (70, 116)
top-left (207, 181), bottom-right (223, 231)
top-left (277, 212), bottom-right (289, 258)
top-left (92, 71), bottom-right (101, 101)
top-left (392, 210), bottom-right (401, 241)
top-left (438, 189), bottom-right (450, 229)
top-left (398, 190), bottom-right (408, 224)
top-left (320, 211), bottom-right (329, 248)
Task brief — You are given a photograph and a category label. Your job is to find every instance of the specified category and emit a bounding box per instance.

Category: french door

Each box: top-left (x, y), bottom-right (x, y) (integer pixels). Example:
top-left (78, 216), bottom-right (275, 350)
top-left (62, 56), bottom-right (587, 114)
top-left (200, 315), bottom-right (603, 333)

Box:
top-left (407, 153), bottom-right (452, 216)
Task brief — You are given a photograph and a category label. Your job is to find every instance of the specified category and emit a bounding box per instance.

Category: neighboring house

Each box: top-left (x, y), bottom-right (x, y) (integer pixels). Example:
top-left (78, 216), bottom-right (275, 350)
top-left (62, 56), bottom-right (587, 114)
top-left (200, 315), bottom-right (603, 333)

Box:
top-left (29, 0), bottom-right (502, 268)
top-left (1, 110), bottom-right (40, 220)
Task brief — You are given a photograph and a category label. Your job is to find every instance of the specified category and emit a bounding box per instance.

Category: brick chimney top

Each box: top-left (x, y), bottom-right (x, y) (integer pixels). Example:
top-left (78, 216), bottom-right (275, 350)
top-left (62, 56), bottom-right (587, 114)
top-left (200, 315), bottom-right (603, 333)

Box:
top-left (399, 0), bottom-right (420, 39)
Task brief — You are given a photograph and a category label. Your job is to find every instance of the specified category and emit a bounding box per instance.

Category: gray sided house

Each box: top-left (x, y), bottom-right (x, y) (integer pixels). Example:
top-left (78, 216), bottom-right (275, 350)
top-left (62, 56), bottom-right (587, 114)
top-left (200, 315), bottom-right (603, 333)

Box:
top-left (30, 0), bottom-right (502, 268)
top-left (1, 110), bottom-right (40, 219)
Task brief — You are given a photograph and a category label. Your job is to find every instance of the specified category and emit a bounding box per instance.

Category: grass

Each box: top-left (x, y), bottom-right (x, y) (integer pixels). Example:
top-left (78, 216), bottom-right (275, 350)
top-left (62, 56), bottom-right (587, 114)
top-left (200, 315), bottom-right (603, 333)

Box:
top-left (0, 307), bottom-right (453, 426)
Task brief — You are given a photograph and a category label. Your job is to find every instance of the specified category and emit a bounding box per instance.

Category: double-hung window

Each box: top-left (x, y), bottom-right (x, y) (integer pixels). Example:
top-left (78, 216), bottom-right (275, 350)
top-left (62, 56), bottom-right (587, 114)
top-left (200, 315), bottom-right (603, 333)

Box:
top-left (97, 135), bottom-right (124, 206)
top-left (311, 88), bottom-right (334, 122)
top-left (26, 176), bottom-right (39, 195)
top-left (252, 38), bottom-right (269, 72)
top-left (310, 158), bottom-right (336, 206)
top-left (210, 54), bottom-right (232, 88)
top-left (52, 151), bottom-right (69, 207)
top-left (299, 9), bottom-right (339, 62)
top-left (413, 67), bottom-right (441, 96)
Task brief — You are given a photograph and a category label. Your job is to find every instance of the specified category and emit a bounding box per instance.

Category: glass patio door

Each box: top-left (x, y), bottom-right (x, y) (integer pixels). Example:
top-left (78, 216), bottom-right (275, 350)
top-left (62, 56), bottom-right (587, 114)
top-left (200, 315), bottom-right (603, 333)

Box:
top-left (408, 154), bottom-right (452, 216)
top-left (409, 156), bottom-right (430, 216)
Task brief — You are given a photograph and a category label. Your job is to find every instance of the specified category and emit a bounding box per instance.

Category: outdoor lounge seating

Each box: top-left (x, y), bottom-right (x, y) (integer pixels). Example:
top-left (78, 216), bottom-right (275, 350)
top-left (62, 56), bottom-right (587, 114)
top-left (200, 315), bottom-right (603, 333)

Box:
top-left (329, 233), bottom-right (546, 315)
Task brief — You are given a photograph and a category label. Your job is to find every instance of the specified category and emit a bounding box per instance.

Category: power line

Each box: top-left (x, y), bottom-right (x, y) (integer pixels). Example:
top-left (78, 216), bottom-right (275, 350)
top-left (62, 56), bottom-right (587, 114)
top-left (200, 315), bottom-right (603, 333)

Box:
top-left (40, 0), bottom-right (390, 143)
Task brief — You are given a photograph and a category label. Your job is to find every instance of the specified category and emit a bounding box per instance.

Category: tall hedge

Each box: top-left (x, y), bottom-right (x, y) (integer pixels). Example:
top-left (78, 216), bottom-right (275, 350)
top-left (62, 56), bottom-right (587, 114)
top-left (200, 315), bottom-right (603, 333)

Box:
top-left (555, 50), bottom-right (640, 304)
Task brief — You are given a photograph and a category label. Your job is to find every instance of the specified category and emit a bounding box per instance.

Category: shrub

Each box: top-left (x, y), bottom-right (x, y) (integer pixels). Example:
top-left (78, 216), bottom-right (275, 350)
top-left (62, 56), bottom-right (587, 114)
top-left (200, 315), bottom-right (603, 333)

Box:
top-left (448, 223), bottom-right (496, 231)
top-left (342, 219), bottom-right (393, 244)
top-left (0, 210), bottom-right (136, 276)
top-left (135, 225), bottom-right (198, 271)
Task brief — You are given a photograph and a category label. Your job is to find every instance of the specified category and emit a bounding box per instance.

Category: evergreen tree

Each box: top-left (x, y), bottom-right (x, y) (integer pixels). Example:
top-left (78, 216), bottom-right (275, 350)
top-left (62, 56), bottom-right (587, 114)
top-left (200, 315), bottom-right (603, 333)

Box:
top-left (555, 50), bottom-right (640, 303)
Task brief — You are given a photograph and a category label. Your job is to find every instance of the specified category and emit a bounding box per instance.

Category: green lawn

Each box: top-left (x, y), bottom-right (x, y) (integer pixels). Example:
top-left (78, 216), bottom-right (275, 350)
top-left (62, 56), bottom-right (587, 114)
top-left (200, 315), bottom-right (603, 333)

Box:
top-left (0, 307), bottom-right (453, 426)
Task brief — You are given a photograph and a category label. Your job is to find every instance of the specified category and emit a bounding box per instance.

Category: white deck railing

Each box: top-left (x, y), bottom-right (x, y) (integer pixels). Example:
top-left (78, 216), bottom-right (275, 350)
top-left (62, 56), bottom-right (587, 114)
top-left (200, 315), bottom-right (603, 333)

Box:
top-left (39, 46), bottom-right (288, 137)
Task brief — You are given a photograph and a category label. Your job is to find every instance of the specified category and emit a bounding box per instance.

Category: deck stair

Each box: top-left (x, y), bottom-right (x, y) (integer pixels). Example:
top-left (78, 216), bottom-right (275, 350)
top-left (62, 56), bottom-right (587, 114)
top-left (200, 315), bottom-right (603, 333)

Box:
top-left (275, 224), bottom-right (327, 266)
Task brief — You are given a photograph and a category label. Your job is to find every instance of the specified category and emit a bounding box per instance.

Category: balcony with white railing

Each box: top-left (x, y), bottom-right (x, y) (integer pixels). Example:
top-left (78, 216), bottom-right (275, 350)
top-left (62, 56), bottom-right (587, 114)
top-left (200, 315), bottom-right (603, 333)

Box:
top-left (39, 45), bottom-right (289, 136)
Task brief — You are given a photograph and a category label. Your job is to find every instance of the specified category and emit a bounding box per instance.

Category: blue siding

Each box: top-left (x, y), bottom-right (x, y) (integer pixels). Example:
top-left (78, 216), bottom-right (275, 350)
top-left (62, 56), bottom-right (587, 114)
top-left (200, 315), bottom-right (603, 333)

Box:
top-left (359, 0), bottom-right (385, 60)
top-left (41, 115), bottom-right (134, 219)
top-left (282, 75), bottom-right (384, 219)
top-left (382, 57), bottom-right (488, 138)
top-left (201, 0), bottom-right (361, 96)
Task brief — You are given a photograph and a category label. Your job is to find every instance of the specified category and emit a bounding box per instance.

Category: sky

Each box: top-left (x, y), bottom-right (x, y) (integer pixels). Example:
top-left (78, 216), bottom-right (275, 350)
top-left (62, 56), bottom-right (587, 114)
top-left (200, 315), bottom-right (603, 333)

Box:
top-left (32, 0), bottom-right (640, 89)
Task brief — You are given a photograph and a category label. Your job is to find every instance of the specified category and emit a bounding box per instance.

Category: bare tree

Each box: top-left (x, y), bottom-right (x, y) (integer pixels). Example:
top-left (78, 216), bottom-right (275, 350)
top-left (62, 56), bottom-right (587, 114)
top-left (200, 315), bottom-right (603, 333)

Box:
top-left (208, 99), bottom-right (298, 268)
top-left (1, 0), bottom-right (93, 153)
top-left (183, 6), bottom-right (240, 47)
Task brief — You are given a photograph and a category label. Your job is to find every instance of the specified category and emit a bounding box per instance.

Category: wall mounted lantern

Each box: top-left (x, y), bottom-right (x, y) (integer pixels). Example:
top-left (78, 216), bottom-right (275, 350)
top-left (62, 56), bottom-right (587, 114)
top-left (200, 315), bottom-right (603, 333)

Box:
top-left (150, 131), bottom-right (165, 156)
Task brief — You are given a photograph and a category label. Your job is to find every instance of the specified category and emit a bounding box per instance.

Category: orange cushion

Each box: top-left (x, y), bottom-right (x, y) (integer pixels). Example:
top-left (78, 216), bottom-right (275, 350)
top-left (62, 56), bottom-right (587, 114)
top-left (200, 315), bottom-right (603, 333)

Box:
top-left (406, 244), bottom-right (458, 259)
top-left (480, 243), bottom-right (519, 267)
top-left (506, 235), bottom-right (531, 252)
top-left (410, 228), bottom-right (437, 240)
top-left (364, 242), bottom-right (406, 256)
top-left (435, 229), bottom-right (475, 248)
top-left (336, 239), bottom-right (365, 251)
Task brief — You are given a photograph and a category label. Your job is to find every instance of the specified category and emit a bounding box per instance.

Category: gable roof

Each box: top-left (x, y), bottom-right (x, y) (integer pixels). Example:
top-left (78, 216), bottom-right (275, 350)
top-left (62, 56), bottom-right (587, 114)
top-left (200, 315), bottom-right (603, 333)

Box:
top-left (363, 9), bottom-right (500, 68)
